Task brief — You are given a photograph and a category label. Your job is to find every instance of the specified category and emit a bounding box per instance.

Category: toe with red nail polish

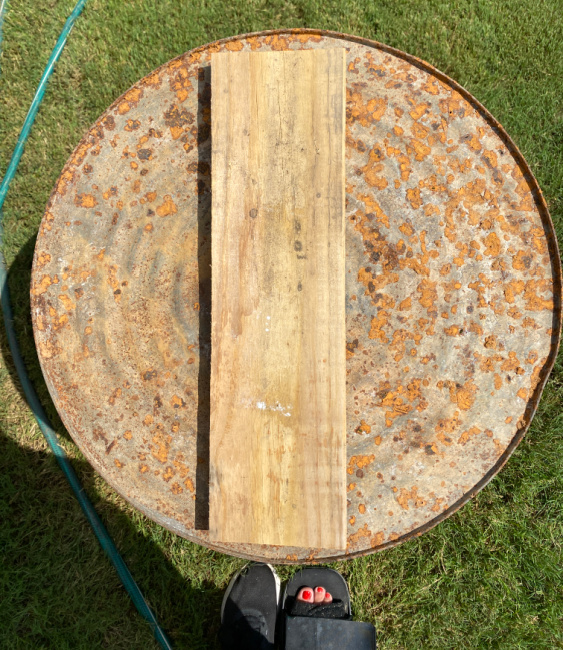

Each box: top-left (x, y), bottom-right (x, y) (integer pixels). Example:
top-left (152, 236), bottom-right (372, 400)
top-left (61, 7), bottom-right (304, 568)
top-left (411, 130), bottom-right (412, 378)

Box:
top-left (314, 586), bottom-right (325, 603)
top-left (297, 587), bottom-right (314, 603)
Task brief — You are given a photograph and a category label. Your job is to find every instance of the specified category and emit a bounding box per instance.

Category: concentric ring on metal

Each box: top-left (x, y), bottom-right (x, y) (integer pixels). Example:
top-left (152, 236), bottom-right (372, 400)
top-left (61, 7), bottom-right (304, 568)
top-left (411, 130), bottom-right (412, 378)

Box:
top-left (31, 29), bottom-right (561, 563)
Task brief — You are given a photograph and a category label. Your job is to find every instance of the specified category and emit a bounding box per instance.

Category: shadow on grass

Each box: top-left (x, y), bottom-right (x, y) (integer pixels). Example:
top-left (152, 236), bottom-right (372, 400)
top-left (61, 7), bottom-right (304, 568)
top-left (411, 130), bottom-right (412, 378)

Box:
top-left (0, 423), bottom-right (224, 648)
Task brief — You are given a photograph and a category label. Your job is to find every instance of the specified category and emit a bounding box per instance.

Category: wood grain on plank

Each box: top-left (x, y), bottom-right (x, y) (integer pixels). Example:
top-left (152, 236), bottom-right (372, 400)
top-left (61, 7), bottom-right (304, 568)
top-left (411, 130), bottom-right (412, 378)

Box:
top-left (210, 49), bottom-right (346, 549)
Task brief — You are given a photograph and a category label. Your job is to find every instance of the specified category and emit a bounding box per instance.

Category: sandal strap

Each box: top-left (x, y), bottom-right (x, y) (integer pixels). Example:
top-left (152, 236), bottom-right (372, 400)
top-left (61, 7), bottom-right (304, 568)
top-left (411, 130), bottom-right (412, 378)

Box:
top-left (287, 597), bottom-right (351, 620)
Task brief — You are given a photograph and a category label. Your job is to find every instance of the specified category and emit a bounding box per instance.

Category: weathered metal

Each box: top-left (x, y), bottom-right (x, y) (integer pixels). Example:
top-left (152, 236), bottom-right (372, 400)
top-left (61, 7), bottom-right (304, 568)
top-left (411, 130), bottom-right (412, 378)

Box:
top-left (31, 29), bottom-right (561, 564)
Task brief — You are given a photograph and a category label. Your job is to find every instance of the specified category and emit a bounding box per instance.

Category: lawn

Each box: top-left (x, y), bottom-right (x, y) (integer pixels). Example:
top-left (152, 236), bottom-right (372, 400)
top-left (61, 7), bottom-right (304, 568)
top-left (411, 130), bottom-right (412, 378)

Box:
top-left (0, 0), bottom-right (562, 648)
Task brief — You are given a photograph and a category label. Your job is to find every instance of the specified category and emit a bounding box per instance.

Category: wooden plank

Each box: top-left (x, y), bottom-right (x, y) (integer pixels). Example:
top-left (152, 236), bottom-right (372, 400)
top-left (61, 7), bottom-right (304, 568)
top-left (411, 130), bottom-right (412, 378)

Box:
top-left (210, 48), bottom-right (346, 549)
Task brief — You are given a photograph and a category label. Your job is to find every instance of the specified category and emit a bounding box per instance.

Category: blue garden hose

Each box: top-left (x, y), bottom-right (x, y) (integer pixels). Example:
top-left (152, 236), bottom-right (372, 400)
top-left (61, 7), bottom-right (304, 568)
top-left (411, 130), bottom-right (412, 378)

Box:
top-left (0, 2), bottom-right (172, 647)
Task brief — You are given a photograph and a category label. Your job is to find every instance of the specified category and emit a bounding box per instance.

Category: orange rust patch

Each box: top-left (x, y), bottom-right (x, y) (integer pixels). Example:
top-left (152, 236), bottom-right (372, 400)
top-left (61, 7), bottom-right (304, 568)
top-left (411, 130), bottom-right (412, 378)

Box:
top-left (103, 186), bottom-right (118, 200)
top-left (347, 523), bottom-right (382, 549)
top-left (357, 193), bottom-right (390, 229)
top-left (361, 145), bottom-right (389, 189)
top-left (484, 335), bottom-right (498, 349)
top-left (143, 71), bottom-right (161, 87)
top-left (355, 420), bottom-right (372, 435)
top-left (412, 122), bottom-right (429, 139)
top-left (117, 88), bottom-right (143, 114)
top-left (151, 424), bottom-right (172, 463)
top-left (439, 93), bottom-right (469, 119)
top-left (461, 132), bottom-right (482, 152)
top-left (372, 531), bottom-right (385, 546)
top-left (406, 187), bottom-right (422, 210)
top-left (409, 139), bottom-right (432, 161)
top-left (438, 379), bottom-right (478, 411)
top-left (58, 294), bottom-right (75, 312)
top-left (245, 36), bottom-right (263, 51)
top-left (346, 88), bottom-right (387, 126)
top-left (512, 250), bottom-right (532, 271)
top-left (483, 232), bottom-right (501, 257)
top-left (37, 338), bottom-right (61, 359)
top-left (368, 311), bottom-right (390, 342)
top-left (37, 252), bottom-right (51, 267)
top-left (468, 321), bottom-right (483, 336)
top-left (437, 430), bottom-right (453, 446)
top-left (55, 169), bottom-right (75, 196)
top-left (522, 279), bottom-right (553, 311)
top-left (417, 279), bottom-right (437, 317)
top-left (435, 412), bottom-right (462, 437)
top-left (409, 102), bottom-right (430, 121)
top-left (458, 426), bottom-right (481, 445)
top-left (124, 119), bottom-right (141, 131)
top-left (377, 382), bottom-right (420, 427)
top-left (156, 195), bottom-right (177, 217)
top-left (74, 193), bottom-right (98, 208)
top-left (125, 87), bottom-right (143, 103)
top-left (171, 394), bottom-right (186, 409)
top-left (225, 40), bottom-right (244, 51)
top-left (396, 486), bottom-right (426, 510)
top-left (170, 66), bottom-right (193, 103)
top-left (500, 351), bottom-right (521, 372)
top-left (444, 324), bottom-right (463, 336)
top-left (348, 523), bottom-right (371, 546)
top-left (347, 454), bottom-right (375, 475)
top-left (171, 482), bottom-right (183, 495)
top-left (291, 32), bottom-right (323, 44)
top-left (32, 274), bottom-right (59, 296)
top-left (422, 78), bottom-right (439, 95)
top-left (263, 34), bottom-right (290, 51)
top-left (49, 311), bottom-right (68, 332)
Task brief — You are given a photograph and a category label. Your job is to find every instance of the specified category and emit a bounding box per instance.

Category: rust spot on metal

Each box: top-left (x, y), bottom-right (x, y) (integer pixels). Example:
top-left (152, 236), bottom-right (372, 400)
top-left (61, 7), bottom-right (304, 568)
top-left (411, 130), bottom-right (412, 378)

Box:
top-left (156, 195), bottom-right (177, 217)
top-left (355, 420), bottom-right (371, 434)
top-left (74, 193), bottom-right (98, 208)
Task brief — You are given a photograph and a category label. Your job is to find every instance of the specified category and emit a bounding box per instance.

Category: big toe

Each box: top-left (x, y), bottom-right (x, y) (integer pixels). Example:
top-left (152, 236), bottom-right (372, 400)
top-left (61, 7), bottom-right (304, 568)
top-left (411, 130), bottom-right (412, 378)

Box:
top-left (297, 586), bottom-right (314, 603)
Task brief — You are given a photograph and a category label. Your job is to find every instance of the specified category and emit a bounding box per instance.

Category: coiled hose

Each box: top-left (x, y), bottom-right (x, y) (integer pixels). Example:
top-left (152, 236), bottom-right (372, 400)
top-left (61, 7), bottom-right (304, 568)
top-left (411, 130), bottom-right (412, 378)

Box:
top-left (0, 2), bottom-right (172, 647)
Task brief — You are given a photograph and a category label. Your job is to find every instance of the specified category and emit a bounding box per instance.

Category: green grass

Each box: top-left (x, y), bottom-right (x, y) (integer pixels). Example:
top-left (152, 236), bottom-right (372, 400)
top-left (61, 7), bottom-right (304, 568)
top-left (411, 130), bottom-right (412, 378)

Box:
top-left (1, 0), bottom-right (562, 647)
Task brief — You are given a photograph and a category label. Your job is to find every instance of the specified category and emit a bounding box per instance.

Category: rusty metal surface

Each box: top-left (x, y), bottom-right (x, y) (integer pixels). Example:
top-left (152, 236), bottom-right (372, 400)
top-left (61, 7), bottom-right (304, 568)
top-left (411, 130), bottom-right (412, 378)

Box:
top-left (31, 29), bottom-right (561, 564)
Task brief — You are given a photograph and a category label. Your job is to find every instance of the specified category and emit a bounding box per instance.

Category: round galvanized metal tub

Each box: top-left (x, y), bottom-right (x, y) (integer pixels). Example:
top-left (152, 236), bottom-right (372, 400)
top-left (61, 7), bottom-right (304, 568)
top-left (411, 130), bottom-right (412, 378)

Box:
top-left (31, 29), bottom-right (561, 563)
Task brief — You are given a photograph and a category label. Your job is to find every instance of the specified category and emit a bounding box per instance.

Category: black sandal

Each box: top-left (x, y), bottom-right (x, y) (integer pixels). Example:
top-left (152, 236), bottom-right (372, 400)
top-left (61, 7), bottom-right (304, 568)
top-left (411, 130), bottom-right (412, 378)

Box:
top-left (281, 567), bottom-right (376, 649)
top-left (219, 563), bottom-right (280, 650)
